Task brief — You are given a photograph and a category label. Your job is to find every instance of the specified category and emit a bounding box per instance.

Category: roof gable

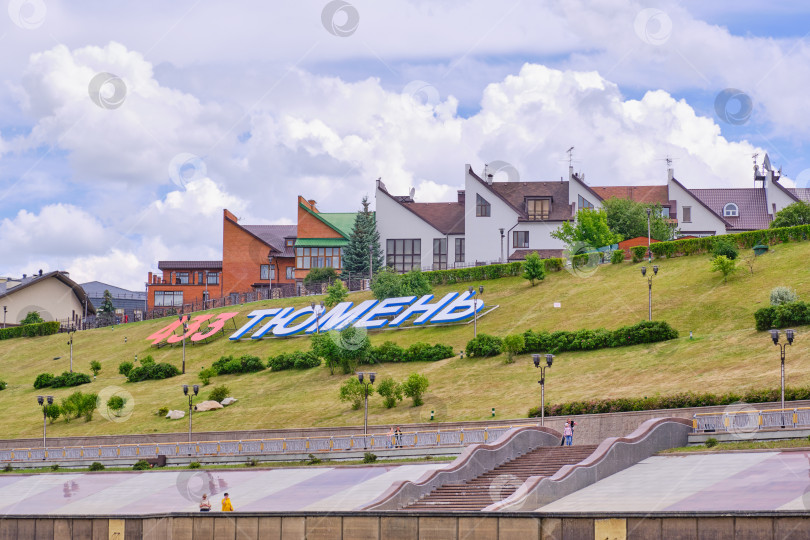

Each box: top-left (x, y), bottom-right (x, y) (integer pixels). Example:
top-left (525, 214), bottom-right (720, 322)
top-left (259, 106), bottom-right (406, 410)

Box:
top-left (469, 166), bottom-right (572, 220)
top-left (691, 188), bottom-right (771, 230)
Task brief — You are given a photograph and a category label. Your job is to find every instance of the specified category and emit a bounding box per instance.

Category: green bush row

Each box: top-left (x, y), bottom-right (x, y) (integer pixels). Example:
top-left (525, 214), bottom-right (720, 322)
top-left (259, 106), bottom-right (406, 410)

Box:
top-left (647, 224), bottom-right (810, 260)
top-left (367, 341), bottom-right (455, 364)
top-left (212, 355), bottom-right (265, 375)
top-left (0, 321), bottom-right (60, 340)
top-left (754, 301), bottom-right (810, 331)
top-left (528, 386), bottom-right (810, 418)
top-left (522, 321), bottom-right (679, 354)
top-left (268, 351), bottom-right (321, 371)
top-left (33, 371), bottom-right (91, 389)
top-left (423, 259), bottom-right (564, 286)
top-left (127, 361), bottom-right (180, 382)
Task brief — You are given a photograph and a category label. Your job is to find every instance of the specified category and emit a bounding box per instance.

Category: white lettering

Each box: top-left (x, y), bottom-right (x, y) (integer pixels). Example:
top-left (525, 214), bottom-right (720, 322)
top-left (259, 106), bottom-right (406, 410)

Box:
top-left (430, 291), bottom-right (483, 323)
top-left (229, 309), bottom-right (282, 340)
top-left (389, 293), bottom-right (458, 327)
top-left (354, 296), bottom-right (416, 329)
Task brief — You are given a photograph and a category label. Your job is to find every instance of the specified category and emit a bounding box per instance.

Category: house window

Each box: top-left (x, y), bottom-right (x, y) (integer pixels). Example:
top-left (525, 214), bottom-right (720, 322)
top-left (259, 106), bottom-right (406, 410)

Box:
top-left (455, 238), bottom-right (465, 263)
top-left (723, 203), bottom-right (739, 217)
top-left (433, 238), bottom-right (448, 270)
top-left (683, 206), bottom-right (691, 223)
top-left (206, 272), bottom-right (219, 285)
top-left (260, 265), bottom-right (275, 280)
top-left (476, 194), bottom-right (491, 217)
top-left (661, 207), bottom-right (670, 218)
top-left (386, 239), bottom-right (421, 272)
top-left (296, 247), bottom-right (342, 269)
top-left (286, 266), bottom-right (295, 279)
top-left (578, 195), bottom-right (594, 210)
top-left (176, 272), bottom-right (189, 285)
top-left (286, 239), bottom-right (294, 247)
top-left (513, 231), bottom-right (529, 248)
top-left (197, 271), bottom-right (204, 284)
top-left (154, 291), bottom-right (183, 307)
top-left (527, 199), bottom-right (551, 220)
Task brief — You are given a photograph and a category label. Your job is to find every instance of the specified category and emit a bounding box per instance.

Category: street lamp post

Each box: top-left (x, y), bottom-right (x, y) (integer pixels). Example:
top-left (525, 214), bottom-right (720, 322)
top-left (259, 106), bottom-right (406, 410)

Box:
top-left (646, 207), bottom-right (652, 263)
top-left (641, 265), bottom-right (658, 321)
top-left (311, 301), bottom-right (325, 333)
top-left (468, 285), bottom-right (484, 338)
top-left (357, 372), bottom-right (376, 447)
top-left (183, 384), bottom-right (199, 445)
top-left (67, 327), bottom-right (75, 373)
top-left (2, 306), bottom-right (6, 329)
top-left (37, 395), bottom-right (53, 458)
top-left (532, 354), bottom-right (553, 427)
top-left (179, 315), bottom-right (189, 374)
top-left (499, 228), bottom-right (505, 263)
top-left (770, 329), bottom-right (795, 423)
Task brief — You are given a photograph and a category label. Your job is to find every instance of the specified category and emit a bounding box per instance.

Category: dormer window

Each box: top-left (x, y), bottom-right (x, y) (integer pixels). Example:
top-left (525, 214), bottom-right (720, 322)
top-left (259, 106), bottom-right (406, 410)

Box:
top-left (723, 203), bottom-right (739, 217)
top-left (476, 194), bottom-right (491, 217)
top-left (527, 198), bottom-right (551, 220)
top-left (286, 239), bottom-right (294, 247)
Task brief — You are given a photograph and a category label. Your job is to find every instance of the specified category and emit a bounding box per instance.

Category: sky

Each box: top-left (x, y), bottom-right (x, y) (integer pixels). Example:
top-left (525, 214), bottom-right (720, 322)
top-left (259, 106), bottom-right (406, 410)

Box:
top-left (2, 0), bottom-right (810, 290)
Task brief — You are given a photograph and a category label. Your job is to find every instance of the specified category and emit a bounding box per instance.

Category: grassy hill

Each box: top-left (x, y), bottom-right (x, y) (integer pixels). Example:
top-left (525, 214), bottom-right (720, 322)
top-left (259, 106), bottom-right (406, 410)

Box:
top-left (1, 242), bottom-right (809, 440)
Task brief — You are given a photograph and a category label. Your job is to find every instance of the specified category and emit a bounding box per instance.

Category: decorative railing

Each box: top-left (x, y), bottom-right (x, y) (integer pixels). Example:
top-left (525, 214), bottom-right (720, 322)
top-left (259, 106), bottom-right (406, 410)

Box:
top-left (692, 407), bottom-right (810, 433)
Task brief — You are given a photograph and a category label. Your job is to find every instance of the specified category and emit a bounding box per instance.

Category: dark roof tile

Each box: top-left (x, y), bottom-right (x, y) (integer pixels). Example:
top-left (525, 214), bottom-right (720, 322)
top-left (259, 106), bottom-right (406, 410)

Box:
top-left (157, 261), bottom-right (222, 270)
top-left (690, 188), bottom-right (770, 230)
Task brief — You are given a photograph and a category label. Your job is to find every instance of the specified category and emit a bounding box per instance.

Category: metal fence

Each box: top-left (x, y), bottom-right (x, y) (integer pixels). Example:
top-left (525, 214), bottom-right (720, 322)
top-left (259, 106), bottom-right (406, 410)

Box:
top-left (692, 407), bottom-right (810, 433)
top-left (0, 424), bottom-right (530, 463)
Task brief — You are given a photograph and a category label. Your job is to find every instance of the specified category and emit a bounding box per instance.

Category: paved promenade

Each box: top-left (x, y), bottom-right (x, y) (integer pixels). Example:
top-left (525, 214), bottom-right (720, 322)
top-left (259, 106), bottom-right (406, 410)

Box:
top-left (0, 463), bottom-right (443, 515)
top-left (541, 450), bottom-right (810, 512)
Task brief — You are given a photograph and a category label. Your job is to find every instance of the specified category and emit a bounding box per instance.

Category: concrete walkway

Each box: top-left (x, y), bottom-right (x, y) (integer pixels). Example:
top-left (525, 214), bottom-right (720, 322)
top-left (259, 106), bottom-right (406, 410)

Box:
top-left (0, 463), bottom-right (444, 515)
top-left (540, 451), bottom-right (810, 512)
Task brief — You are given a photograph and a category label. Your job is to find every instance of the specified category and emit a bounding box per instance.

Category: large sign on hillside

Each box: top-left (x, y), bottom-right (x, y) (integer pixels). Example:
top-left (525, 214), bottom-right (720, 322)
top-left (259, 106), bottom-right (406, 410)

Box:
top-left (146, 291), bottom-right (484, 345)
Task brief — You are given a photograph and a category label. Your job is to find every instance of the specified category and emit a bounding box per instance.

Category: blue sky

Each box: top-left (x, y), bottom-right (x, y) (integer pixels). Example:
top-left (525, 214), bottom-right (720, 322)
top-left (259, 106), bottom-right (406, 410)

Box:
top-left (1, 1), bottom-right (810, 288)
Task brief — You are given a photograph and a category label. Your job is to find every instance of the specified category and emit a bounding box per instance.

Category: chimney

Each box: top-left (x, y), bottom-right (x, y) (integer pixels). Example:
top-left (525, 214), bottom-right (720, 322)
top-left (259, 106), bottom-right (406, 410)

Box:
top-left (409, 187), bottom-right (415, 200)
top-left (484, 164), bottom-right (493, 185)
top-left (569, 165), bottom-right (574, 181)
top-left (457, 190), bottom-right (465, 205)
top-left (38, 269), bottom-right (43, 276)
top-left (22, 274), bottom-right (26, 279)
top-left (667, 167), bottom-right (674, 182)
top-left (308, 199), bottom-right (317, 210)
top-left (148, 272), bottom-right (153, 284)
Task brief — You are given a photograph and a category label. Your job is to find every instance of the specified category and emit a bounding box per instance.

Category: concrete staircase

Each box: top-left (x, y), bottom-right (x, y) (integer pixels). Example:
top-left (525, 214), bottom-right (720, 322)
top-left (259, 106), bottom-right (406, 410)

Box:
top-left (402, 444), bottom-right (598, 511)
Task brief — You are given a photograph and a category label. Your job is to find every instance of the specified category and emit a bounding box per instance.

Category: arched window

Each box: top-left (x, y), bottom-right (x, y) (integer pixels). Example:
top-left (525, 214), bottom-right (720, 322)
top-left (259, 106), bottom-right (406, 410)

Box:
top-left (723, 203), bottom-right (739, 217)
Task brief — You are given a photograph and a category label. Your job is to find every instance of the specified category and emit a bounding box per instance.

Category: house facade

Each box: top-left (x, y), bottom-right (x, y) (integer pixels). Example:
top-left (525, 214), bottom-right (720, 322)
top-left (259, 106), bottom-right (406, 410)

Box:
top-left (80, 281), bottom-right (146, 322)
top-left (0, 271), bottom-right (95, 326)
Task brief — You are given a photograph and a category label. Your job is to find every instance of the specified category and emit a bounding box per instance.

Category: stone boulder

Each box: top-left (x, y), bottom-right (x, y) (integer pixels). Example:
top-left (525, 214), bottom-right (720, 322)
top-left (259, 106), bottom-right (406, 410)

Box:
top-left (165, 410), bottom-right (185, 420)
top-left (221, 397), bottom-right (238, 406)
top-left (194, 400), bottom-right (224, 412)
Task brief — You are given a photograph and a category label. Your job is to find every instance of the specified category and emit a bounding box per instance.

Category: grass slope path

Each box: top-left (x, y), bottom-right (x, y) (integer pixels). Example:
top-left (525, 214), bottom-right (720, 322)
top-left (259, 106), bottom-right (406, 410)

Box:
top-left (0, 242), bottom-right (808, 440)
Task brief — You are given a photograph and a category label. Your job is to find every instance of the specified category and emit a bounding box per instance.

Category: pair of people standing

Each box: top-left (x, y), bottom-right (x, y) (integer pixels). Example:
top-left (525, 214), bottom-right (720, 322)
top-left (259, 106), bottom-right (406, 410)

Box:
top-left (562, 419), bottom-right (577, 446)
top-left (387, 426), bottom-right (403, 448)
top-left (199, 493), bottom-right (233, 512)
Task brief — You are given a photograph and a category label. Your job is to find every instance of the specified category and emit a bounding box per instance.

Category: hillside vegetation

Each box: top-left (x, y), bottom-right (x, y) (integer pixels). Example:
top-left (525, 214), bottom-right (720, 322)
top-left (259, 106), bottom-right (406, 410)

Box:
top-left (0, 242), bottom-right (808, 440)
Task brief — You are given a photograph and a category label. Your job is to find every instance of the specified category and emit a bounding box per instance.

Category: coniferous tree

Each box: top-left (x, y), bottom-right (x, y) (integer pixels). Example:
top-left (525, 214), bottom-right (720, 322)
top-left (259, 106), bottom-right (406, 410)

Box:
top-left (342, 196), bottom-right (383, 276)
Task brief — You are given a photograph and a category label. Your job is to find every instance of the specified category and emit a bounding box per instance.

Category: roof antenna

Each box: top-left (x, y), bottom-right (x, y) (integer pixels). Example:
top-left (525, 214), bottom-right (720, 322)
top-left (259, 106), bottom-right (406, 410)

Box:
top-left (567, 147), bottom-right (575, 168)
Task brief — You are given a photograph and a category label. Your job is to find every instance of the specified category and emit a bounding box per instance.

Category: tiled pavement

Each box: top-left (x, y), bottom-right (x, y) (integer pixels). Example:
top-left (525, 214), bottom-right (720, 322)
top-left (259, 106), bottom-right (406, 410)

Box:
top-left (540, 451), bottom-right (810, 512)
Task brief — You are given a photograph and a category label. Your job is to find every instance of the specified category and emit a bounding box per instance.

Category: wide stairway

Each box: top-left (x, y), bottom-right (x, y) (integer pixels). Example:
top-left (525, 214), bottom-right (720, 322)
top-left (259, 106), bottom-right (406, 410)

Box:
top-left (403, 444), bottom-right (598, 511)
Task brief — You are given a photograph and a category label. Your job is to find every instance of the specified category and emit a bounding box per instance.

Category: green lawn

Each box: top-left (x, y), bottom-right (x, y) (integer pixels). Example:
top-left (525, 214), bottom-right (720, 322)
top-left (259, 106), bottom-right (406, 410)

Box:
top-left (1, 242), bottom-right (809, 441)
top-left (662, 438), bottom-right (810, 453)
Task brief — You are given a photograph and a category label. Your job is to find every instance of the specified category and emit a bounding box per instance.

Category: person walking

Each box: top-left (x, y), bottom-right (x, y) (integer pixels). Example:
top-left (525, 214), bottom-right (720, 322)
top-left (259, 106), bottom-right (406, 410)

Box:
top-left (199, 494), bottom-right (211, 512)
top-left (567, 418), bottom-right (578, 445)
top-left (563, 421), bottom-right (573, 446)
top-left (221, 493), bottom-right (234, 512)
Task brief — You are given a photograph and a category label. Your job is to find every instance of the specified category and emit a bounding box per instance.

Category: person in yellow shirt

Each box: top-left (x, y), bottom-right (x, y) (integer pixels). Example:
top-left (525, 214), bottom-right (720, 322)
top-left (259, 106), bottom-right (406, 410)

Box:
top-left (221, 493), bottom-right (234, 512)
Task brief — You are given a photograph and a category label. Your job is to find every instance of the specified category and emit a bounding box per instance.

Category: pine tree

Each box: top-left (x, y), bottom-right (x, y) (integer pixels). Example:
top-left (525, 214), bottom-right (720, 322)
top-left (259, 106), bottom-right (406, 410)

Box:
top-left (342, 196), bottom-right (383, 277)
top-left (98, 289), bottom-right (115, 325)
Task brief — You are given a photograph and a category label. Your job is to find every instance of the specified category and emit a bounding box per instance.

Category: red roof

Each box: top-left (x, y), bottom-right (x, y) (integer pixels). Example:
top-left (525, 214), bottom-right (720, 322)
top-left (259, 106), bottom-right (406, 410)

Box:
top-left (243, 225), bottom-right (298, 257)
top-left (591, 185), bottom-right (669, 205)
top-left (377, 180), bottom-right (464, 235)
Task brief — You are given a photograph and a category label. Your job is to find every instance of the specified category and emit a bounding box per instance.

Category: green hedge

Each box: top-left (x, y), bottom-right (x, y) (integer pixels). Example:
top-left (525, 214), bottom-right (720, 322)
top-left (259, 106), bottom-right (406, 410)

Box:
top-left (528, 386), bottom-right (810, 418)
top-left (521, 321), bottom-right (678, 355)
top-left (212, 355), bottom-right (265, 375)
top-left (423, 259), bottom-right (564, 286)
top-left (268, 351), bottom-right (321, 371)
top-left (648, 224), bottom-right (810, 261)
top-left (127, 363), bottom-right (180, 382)
top-left (754, 301), bottom-right (810, 331)
top-left (465, 334), bottom-right (504, 357)
top-left (33, 371), bottom-right (91, 389)
top-left (366, 341), bottom-right (455, 363)
top-left (0, 321), bottom-right (60, 340)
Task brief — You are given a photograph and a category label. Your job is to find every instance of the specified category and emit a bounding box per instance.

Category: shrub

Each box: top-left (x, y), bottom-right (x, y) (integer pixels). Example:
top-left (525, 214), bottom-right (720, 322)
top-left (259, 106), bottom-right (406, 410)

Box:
top-left (363, 452), bottom-right (378, 463)
top-left (44, 404), bottom-right (61, 423)
top-left (712, 239), bottom-right (739, 260)
top-left (303, 267), bottom-right (338, 286)
top-left (403, 342), bottom-right (455, 363)
top-left (132, 460), bottom-right (150, 470)
top-left (307, 453), bottom-right (322, 465)
top-left (610, 249), bottom-right (625, 264)
top-left (188, 462), bottom-right (201, 469)
top-left (402, 373), bottom-right (429, 407)
top-left (50, 464), bottom-right (60, 471)
top-left (338, 377), bottom-right (365, 410)
top-left (118, 361), bottom-right (134, 377)
top-left (503, 334), bottom-right (525, 363)
top-left (127, 362), bottom-right (180, 382)
top-left (369, 341), bottom-right (405, 363)
top-left (705, 437), bottom-right (718, 448)
top-left (212, 354), bottom-right (265, 375)
top-left (157, 407), bottom-right (169, 417)
top-left (0, 380), bottom-right (6, 391)
top-left (371, 268), bottom-right (432, 300)
top-left (710, 255), bottom-right (737, 282)
top-left (465, 334), bottom-right (503, 358)
top-left (770, 286), bottom-right (798, 306)
top-left (89, 361), bottom-right (102, 377)
top-left (376, 377), bottom-right (403, 408)
top-left (107, 396), bottom-right (126, 417)
top-left (325, 280), bottom-right (349, 307)
top-left (21, 311), bottom-right (44, 324)
top-left (50, 372), bottom-right (92, 388)
top-left (198, 367), bottom-right (216, 386)
top-left (754, 301), bottom-right (810, 331)
top-left (89, 462), bottom-right (105, 471)
top-left (209, 385), bottom-right (230, 403)
top-left (631, 245), bottom-right (647, 263)
top-left (0, 321), bottom-right (60, 341)
top-left (522, 252), bottom-right (546, 286)
top-left (544, 258), bottom-right (564, 272)
top-left (521, 321), bottom-right (677, 354)
top-left (34, 373), bottom-right (54, 389)
top-left (267, 351), bottom-right (321, 371)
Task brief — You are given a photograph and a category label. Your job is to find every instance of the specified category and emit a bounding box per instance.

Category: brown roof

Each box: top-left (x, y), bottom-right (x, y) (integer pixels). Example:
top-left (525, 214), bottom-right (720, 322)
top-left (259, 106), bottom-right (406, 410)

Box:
top-left (243, 225), bottom-right (298, 257)
top-left (468, 167), bottom-right (573, 220)
top-left (591, 185), bottom-right (670, 205)
top-left (788, 188), bottom-right (810, 204)
top-left (377, 180), bottom-right (464, 235)
top-left (158, 261), bottom-right (222, 270)
top-left (690, 188), bottom-right (770, 230)
top-left (0, 271), bottom-right (95, 315)
top-left (508, 249), bottom-right (564, 261)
